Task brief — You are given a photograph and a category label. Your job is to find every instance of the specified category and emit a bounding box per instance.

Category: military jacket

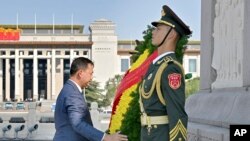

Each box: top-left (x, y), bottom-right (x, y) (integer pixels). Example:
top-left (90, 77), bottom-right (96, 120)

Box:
top-left (140, 53), bottom-right (187, 141)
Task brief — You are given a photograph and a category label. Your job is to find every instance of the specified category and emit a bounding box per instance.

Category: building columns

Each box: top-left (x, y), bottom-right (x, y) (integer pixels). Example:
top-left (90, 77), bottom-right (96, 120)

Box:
top-left (33, 49), bottom-right (38, 100)
top-left (20, 58), bottom-right (24, 101)
top-left (70, 49), bottom-right (74, 65)
top-left (14, 49), bottom-right (20, 100)
top-left (1, 49), bottom-right (87, 101)
top-left (0, 59), bottom-right (3, 102)
top-left (47, 57), bottom-right (51, 100)
top-left (51, 49), bottom-right (56, 99)
top-left (5, 59), bottom-right (10, 101)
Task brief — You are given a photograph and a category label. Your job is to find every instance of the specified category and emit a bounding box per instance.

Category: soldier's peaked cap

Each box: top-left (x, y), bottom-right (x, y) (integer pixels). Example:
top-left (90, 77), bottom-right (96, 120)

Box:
top-left (152, 5), bottom-right (192, 36)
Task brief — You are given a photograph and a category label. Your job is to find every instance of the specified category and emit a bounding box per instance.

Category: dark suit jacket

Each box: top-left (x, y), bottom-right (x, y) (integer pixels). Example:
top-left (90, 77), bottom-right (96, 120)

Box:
top-left (53, 80), bottom-right (104, 141)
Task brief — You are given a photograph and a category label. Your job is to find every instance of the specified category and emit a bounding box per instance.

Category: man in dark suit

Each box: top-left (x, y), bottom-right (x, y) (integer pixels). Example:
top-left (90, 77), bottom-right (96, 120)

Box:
top-left (139, 5), bottom-right (192, 141)
top-left (53, 57), bottom-right (128, 141)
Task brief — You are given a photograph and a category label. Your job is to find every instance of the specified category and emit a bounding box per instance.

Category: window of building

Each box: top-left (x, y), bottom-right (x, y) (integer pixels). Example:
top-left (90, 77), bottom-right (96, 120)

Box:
top-left (63, 30), bottom-right (71, 34)
top-left (25, 63), bottom-right (30, 68)
top-left (38, 51), bottom-right (43, 55)
top-left (189, 59), bottom-right (197, 72)
top-left (19, 51), bottom-right (24, 55)
top-left (121, 59), bottom-right (129, 72)
top-left (83, 51), bottom-right (88, 55)
top-left (0, 51), bottom-right (6, 55)
top-left (74, 29), bottom-right (79, 34)
top-left (28, 51), bottom-right (33, 55)
top-left (54, 29), bottom-right (62, 34)
top-left (22, 29), bottom-right (35, 34)
top-left (74, 51), bottom-right (79, 55)
top-left (39, 64), bottom-right (43, 68)
top-left (56, 51), bottom-right (60, 55)
top-left (38, 69), bottom-right (43, 76)
top-left (47, 51), bottom-right (51, 55)
top-left (37, 29), bottom-right (49, 34)
top-left (65, 51), bottom-right (70, 55)
top-left (10, 51), bottom-right (15, 55)
top-left (24, 69), bottom-right (30, 75)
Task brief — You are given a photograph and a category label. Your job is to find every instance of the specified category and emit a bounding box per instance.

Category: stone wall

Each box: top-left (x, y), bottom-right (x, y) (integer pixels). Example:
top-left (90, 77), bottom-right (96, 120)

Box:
top-left (186, 0), bottom-right (250, 140)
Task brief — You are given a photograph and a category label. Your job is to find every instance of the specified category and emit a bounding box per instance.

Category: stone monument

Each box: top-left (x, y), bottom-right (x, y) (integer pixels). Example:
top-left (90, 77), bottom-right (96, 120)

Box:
top-left (186, 0), bottom-right (250, 140)
top-left (90, 102), bottom-right (100, 129)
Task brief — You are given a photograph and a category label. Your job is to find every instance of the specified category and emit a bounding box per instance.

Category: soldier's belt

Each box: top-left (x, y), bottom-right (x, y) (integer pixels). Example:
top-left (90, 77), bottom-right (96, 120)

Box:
top-left (141, 115), bottom-right (169, 126)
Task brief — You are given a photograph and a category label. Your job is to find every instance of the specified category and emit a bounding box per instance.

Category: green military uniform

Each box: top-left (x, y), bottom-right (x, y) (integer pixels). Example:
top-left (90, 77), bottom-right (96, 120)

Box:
top-left (139, 5), bottom-right (192, 141)
top-left (139, 54), bottom-right (187, 141)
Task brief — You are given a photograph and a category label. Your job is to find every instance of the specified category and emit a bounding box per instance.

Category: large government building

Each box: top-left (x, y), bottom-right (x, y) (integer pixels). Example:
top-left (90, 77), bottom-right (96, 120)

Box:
top-left (0, 19), bottom-right (200, 102)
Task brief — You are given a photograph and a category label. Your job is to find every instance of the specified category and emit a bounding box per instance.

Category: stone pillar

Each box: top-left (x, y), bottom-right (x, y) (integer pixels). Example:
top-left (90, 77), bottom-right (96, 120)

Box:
top-left (199, 0), bottom-right (216, 91)
top-left (47, 57), bottom-right (51, 100)
top-left (5, 59), bottom-right (10, 101)
top-left (70, 49), bottom-right (74, 65)
top-left (90, 102), bottom-right (100, 129)
top-left (0, 59), bottom-right (3, 102)
top-left (186, 1), bottom-right (250, 141)
top-left (51, 49), bottom-right (56, 99)
top-left (243, 0), bottom-right (250, 86)
top-left (20, 58), bottom-right (24, 101)
top-left (55, 58), bottom-right (64, 96)
top-left (212, 0), bottom-right (247, 89)
top-left (15, 49), bottom-right (20, 100)
top-left (33, 49), bottom-right (38, 100)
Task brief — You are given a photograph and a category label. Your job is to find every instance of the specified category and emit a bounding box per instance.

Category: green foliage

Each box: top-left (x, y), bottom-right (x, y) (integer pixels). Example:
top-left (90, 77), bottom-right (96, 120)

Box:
top-left (102, 75), bottom-right (123, 107)
top-left (130, 25), bottom-right (156, 63)
top-left (120, 90), bottom-right (141, 141)
top-left (185, 73), bottom-right (192, 80)
top-left (85, 75), bottom-right (123, 108)
top-left (185, 77), bottom-right (200, 98)
top-left (85, 80), bottom-right (104, 106)
top-left (175, 35), bottom-right (189, 64)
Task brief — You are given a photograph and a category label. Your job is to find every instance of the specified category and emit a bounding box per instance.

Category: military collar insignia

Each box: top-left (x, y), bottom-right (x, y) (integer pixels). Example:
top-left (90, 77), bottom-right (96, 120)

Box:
top-left (156, 56), bottom-right (173, 65)
top-left (157, 59), bottom-right (164, 65)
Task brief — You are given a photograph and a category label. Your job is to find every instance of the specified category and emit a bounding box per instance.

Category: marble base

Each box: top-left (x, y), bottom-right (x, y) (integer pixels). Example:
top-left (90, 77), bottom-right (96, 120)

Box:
top-left (185, 87), bottom-right (250, 141)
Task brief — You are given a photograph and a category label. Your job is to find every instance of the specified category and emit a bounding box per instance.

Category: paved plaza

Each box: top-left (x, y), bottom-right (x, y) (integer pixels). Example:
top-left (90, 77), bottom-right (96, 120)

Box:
top-left (0, 101), bottom-right (110, 141)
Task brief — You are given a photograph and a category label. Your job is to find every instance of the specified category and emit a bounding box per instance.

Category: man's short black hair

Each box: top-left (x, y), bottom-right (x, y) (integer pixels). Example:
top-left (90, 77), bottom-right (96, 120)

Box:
top-left (70, 57), bottom-right (94, 76)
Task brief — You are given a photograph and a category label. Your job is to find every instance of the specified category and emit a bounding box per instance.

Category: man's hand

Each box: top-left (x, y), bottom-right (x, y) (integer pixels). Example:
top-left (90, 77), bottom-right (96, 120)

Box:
top-left (103, 131), bottom-right (128, 141)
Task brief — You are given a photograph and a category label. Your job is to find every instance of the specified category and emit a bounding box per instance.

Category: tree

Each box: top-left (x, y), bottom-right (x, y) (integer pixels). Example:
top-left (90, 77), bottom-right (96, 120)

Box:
top-left (85, 80), bottom-right (104, 107)
top-left (185, 77), bottom-right (200, 98)
top-left (102, 74), bottom-right (123, 107)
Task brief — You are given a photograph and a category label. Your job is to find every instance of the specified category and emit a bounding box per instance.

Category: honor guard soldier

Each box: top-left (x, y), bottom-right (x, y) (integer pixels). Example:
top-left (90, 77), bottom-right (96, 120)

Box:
top-left (139, 5), bottom-right (192, 141)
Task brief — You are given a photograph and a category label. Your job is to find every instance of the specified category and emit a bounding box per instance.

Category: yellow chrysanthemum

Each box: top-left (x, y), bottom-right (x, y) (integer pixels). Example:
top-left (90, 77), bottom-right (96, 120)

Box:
top-left (109, 49), bottom-right (150, 133)
top-left (130, 49), bottom-right (149, 71)
top-left (109, 84), bottom-right (138, 133)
